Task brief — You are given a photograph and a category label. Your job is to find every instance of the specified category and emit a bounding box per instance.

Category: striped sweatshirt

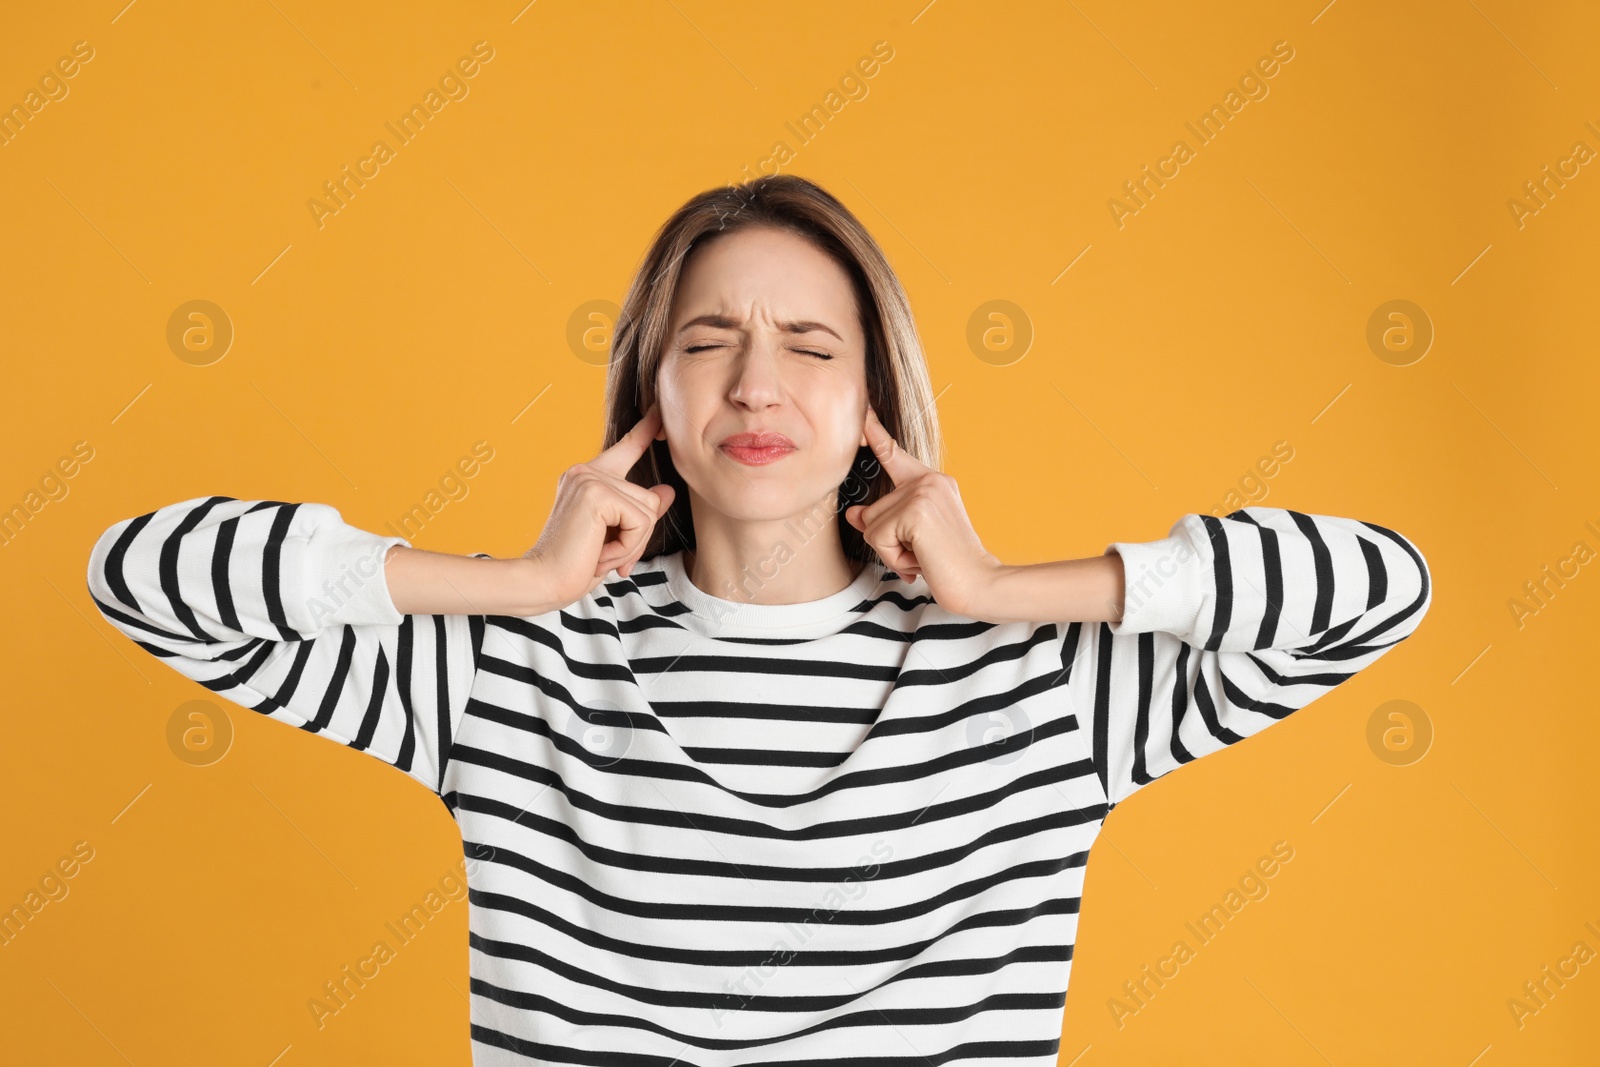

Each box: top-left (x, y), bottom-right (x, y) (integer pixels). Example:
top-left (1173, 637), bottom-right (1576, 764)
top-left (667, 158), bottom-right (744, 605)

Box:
top-left (86, 498), bottom-right (1431, 1066)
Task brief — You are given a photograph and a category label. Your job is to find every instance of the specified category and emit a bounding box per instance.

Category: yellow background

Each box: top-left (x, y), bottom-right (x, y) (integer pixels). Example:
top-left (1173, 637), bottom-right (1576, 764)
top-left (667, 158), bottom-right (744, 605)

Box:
top-left (3, 0), bottom-right (1596, 1063)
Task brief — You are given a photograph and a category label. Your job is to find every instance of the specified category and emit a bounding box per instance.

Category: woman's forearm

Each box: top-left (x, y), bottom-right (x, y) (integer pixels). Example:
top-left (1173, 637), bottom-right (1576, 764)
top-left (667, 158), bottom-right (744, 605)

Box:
top-left (973, 554), bottom-right (1127, 625)
top-left (383, 545), bottom-right (559, 617)
top-left (383, 543), bottom-right (1126, 623)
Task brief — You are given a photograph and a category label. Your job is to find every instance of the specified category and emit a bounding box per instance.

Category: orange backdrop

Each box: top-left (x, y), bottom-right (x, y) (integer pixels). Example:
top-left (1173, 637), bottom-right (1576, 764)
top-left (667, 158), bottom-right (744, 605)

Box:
top-left (3, 1), bottom-right (1595, 1064)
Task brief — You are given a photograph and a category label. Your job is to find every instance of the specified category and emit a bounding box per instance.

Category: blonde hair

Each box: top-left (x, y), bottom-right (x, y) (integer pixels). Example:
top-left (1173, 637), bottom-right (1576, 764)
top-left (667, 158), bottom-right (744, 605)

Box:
top-left (602, 173), bottom-right (944, 566)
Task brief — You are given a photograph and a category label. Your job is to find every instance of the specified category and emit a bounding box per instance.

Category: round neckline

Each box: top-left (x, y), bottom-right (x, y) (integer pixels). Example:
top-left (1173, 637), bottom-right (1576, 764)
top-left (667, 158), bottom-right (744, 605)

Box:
top-left (657, 549), bottom-right (885, 633)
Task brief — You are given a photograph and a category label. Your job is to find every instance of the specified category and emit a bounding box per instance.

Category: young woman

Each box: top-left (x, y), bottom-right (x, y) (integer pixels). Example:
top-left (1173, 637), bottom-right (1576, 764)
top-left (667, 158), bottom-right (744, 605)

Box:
top-left (87, 175), bottom-right (1432, 1066)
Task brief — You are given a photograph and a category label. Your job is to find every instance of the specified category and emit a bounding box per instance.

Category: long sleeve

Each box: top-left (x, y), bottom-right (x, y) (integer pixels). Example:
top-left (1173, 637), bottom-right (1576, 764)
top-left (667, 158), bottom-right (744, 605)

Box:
top-left (1059, 506), bottom-right (1432, 809)
top-left (86, 496), bottom-right (484, 795)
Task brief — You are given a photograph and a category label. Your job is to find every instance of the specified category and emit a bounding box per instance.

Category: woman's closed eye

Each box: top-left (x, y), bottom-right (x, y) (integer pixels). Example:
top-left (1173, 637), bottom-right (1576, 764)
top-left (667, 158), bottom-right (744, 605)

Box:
top-left (683, 343), bottom-right (833, 360)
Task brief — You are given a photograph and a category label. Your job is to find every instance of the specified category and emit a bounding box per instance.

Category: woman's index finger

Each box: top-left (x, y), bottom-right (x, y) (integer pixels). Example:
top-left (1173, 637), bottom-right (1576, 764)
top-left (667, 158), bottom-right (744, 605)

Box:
top-left (591, 402), bottom-right (663, 475)
top-left (863, 405), bottom-right (927, 487)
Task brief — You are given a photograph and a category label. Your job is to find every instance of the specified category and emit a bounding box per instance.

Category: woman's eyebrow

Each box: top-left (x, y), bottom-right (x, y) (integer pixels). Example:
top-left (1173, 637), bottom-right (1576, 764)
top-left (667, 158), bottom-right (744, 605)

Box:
top-left (676, 313), bottom-right (842, 341)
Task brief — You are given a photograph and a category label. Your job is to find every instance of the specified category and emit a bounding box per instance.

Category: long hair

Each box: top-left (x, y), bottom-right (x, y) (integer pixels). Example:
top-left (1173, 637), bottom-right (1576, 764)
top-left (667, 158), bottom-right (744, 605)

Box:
top-left (602, 173), bottom-right (944, 567)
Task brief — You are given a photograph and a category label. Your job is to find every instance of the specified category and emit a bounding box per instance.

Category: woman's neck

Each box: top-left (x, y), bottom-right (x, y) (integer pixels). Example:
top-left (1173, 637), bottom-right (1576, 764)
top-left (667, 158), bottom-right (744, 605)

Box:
top-left (682, 537), bottom-right (864, 606)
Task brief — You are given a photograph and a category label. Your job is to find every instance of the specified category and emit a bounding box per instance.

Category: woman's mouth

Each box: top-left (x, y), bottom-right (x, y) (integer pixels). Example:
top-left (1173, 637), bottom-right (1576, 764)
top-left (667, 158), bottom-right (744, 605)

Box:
top-left (719, 432), bottom-right (795, 466)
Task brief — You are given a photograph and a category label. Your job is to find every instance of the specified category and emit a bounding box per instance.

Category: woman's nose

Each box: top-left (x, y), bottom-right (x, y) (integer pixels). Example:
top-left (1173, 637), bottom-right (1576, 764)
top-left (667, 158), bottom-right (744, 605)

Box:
top-left (728, 340), bottom-right (785, 407)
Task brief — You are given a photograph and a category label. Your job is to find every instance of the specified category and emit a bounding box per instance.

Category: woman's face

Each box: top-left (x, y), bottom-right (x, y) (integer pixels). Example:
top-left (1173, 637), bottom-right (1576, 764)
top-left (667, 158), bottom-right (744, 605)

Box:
top-left (657, 224), bottom-right (870, 528)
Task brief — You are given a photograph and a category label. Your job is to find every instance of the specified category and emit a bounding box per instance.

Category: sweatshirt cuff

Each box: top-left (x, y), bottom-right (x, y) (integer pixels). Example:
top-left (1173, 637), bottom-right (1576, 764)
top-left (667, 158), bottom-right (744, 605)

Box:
top-left (1103, 513), bottom-right (1210, 637)
top-left (287, 505), bottom-right (413, 632)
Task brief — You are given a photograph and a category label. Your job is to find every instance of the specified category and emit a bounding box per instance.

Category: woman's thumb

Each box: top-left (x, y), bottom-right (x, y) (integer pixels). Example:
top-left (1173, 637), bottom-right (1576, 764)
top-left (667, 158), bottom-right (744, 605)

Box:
top-left (650, 484), bottom-right (675, 513)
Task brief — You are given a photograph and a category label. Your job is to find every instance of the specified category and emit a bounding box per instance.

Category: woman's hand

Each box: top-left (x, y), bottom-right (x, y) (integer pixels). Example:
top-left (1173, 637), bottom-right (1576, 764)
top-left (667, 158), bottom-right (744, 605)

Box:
top-left (523, 402), bottom-right (676, 608)
top-left (844, 405), bottom-right (1005, 618)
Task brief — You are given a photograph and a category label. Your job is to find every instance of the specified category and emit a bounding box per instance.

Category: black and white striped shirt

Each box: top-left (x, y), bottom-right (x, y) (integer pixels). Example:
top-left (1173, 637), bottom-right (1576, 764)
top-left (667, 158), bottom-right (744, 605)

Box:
top-left (86, 497), bottom-right (1431, 1065)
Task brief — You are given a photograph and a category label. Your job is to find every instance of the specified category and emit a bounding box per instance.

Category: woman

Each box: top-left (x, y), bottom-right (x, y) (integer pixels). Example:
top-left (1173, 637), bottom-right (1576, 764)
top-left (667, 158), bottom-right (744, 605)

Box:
top-left (87, 175), bottom-right (1432, 1065)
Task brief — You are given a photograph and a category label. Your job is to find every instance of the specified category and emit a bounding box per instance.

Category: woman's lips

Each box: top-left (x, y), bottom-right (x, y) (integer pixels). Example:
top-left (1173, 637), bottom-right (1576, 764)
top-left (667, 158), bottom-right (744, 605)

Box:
top-left (720, 443), bottom-right (795, 465)
top-left (719, 432), bottom-right (795, 466)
